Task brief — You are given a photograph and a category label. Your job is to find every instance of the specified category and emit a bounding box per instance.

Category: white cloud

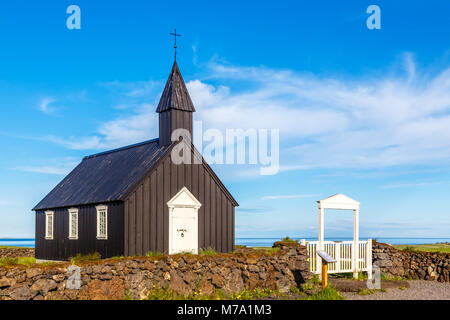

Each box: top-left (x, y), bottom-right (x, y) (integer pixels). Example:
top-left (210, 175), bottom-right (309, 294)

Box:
top-left (187, 56), bottom-right (450, 170)
top-left (261, 194), bottom-right (320, 200)
top-left (38, 98), bottom-right (56, 114)
top-left (47, 54), bottom-right (450, 172)
top-left (15, 159), bottom-right (79, 175)
top-left (47, 104), bottom-right (158, 150)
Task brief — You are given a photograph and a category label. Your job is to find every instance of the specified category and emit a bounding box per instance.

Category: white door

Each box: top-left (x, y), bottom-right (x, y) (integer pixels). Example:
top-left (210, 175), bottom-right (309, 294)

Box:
top-left (170, 207), bottom-right (198, 254)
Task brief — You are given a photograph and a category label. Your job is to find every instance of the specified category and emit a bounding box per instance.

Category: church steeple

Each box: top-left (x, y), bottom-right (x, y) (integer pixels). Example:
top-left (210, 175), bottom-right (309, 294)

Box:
top-left (157, 61), bottom-right (195, 146)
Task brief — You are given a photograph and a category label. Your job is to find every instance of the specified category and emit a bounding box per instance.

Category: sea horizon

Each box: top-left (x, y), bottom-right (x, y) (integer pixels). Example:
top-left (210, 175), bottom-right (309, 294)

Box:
top-left (1, 237), bottom-right (449, 248)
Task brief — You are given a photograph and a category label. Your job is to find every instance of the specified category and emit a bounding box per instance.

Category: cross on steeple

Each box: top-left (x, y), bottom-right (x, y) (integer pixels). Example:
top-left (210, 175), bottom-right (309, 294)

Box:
top-left (170, 29), bottom-right (182, 60)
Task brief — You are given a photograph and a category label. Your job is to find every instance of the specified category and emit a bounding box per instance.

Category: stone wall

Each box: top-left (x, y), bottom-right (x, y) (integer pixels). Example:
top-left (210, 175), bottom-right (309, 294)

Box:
top-left (373, 242), bottom-right (450, 282)
top-left (0, 247), bottom-right (34, 259)
top-left (0, 242), bottom-right (311, 300)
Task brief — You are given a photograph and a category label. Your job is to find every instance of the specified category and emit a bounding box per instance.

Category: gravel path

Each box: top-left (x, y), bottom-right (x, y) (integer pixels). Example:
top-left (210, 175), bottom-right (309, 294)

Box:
top-left (342, 280), bottom-right (450, 300)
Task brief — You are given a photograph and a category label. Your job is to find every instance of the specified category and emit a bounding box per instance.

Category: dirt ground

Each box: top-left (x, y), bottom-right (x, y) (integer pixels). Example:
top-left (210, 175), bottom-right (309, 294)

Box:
top-left (329, 278), bottom-right (450, 300)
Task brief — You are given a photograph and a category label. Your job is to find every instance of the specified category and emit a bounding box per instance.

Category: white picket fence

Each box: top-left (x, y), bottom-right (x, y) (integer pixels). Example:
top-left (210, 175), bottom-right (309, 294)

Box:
top-left (301, 239), bottom-right (372, 275)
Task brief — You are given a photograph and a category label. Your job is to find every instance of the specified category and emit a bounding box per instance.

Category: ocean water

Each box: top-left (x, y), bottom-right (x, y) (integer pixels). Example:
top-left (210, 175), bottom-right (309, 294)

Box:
top-left (1, 237), bottom-right (449, 248)
top-left (236, 237), bottom-right (450, 247)
top-left (0, 239), bottom-right (35, 248)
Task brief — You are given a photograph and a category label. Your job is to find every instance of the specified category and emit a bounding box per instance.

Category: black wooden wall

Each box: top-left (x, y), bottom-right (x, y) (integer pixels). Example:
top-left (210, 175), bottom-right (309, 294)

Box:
top-left (35, 202), bottom-right (124, 260)
top-left (159, 109), bottom-right (193, 146)
top-left (124, 152), bottom-right (236, 256)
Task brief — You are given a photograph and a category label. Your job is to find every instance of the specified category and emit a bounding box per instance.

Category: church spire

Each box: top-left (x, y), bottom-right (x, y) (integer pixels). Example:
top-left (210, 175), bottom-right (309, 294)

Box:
top-left (156, 61), bottom-right (196, 113)
top-left (157, 61), bottom-right (195, 147)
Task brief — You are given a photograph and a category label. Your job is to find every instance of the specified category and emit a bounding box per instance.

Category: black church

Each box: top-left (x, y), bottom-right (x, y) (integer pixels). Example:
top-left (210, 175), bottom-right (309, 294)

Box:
top-left (33, 60), bottom-right (238, 261)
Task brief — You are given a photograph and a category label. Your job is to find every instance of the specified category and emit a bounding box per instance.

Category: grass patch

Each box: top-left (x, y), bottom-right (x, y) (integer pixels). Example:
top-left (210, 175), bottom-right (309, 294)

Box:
top-left (248, 247), bottom-right (281, 254)
top-left (331, 272), bottom-right (369, 281)
top-left (0, 256), bottom-right (36, 267)
top-left (199, 247), bottom-right (217, 255)
top-left (70, 252), bottom-right (101, 265)
top-left (146, 287), bottom-right (177, 300)
top-left (380, 272), bottom-right (407, 281)
top-left (145, 251), bottom-right (165, 258)
top-left (393, 243), bottom-right (450, 254)
top-left (358, 289), bottom-right (376, 295)
top-left (230, 288), bottom-right (280, 300)
top-left (0, 245), bottom-right (32, 249)
top-left (302, 286), bottom-right (344, 300)
top-left (358, 288), bottom-right (386, 295)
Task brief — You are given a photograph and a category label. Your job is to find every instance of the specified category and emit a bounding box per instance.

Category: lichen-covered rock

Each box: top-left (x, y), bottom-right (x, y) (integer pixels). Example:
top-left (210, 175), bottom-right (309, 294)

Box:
top-left (372, 242), bottom-right (450, 282)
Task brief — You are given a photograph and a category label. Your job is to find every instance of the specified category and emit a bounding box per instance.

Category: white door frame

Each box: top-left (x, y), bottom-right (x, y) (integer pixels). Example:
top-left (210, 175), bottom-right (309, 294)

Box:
top-left (167, 186), bottom-right (202, 254)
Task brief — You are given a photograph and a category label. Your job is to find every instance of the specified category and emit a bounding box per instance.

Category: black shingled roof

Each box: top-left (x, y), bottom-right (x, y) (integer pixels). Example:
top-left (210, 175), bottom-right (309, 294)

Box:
top-left (156, 61), bottom-right (196, 113)
top-left (33, 139), bottom-right (169, 210)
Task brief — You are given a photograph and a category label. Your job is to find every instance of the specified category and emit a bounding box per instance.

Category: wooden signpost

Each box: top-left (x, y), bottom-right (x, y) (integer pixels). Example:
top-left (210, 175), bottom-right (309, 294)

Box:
top-left (317, 250), bottom-right (337, 289)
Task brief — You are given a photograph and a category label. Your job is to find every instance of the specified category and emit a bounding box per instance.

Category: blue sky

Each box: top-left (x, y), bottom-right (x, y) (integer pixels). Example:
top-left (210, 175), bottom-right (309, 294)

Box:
top-left (1, 1), bottom-right (450, 239)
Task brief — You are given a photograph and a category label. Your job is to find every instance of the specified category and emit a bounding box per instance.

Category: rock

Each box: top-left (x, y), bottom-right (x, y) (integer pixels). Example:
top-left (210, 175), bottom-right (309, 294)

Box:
top-left (9, 285), bottom-right (36, 300)
top-left (248, 265), bottom-right (259, 272)
top-left (183, 270), bottom-right (197, 284)
top-left (87, 277), bottom-right (125, 300)
top-left (197, 278), bottom-right (215, 296)
top-left (0, 277), bottom-right (16, 288)
top-left (101, 266), bottom-right (112, 274)
top-left (31, 279), bottom-right (57, 295)
top-left (168, 271), bottom-right (191, 296)
top-left (52, 274), bottom-right (65, 282)
top-left (211, 274), bottom-right (225, 288)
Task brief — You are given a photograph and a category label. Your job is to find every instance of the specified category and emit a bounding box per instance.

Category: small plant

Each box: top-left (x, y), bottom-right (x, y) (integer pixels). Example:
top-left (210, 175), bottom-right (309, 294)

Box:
top-left (123, 290), bottom-right (134, 300)
top-left (145, 251), bottom-right (164, 258)
top-left (280, 236), bottom-right (299, 243)
top-left (299, 282), bottom-right (314, 292)
top-left (303, 286), bottom-right (344, 300)
top-left (146, 286), bottom-right (178, 300)
top-left (380, 272), bottom-right (406, 281)
top-left (358, 289), bottom-right (375, 295)
top-left (70, 252), bottom-right (101, 264)
top-left (230, 288), bottom-right (280, 300)
top-left (0, 257), bottom-right (19, 266)
top-left (334, 272), bottom-right (368, 280)
top-left (309, 275), bottom-right (321, 285)
top-left (289, 286), bottom-right (305, 295)
top-left (399, 286), bottom-right (406, 291)
top-left (199, 247), bottom-right (217, 255)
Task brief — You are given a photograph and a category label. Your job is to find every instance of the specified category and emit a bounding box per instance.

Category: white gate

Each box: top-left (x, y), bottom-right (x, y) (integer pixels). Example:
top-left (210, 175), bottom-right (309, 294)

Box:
top-left (301, 239), bottom-right (372, 276)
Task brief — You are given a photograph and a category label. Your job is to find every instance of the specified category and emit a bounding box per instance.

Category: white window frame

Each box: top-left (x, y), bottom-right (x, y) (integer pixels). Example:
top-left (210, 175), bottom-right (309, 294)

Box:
top-left (68, 208), bottom-right (79, 240)
top-left (96, 205), bottom-right (108, 240)
top-left (45, 211), bottom-right (54, 240)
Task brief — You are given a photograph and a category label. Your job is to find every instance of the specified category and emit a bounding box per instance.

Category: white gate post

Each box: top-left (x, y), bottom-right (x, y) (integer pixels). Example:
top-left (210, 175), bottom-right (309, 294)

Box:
top-left (353, 209), bottom-right (359, 279)
top-left (318, 207), bottom-right (324, 279)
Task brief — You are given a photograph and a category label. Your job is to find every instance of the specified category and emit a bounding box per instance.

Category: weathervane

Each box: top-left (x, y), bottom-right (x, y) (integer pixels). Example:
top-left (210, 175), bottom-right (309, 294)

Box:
top-left (170, 28), bottom-right (182, 60)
